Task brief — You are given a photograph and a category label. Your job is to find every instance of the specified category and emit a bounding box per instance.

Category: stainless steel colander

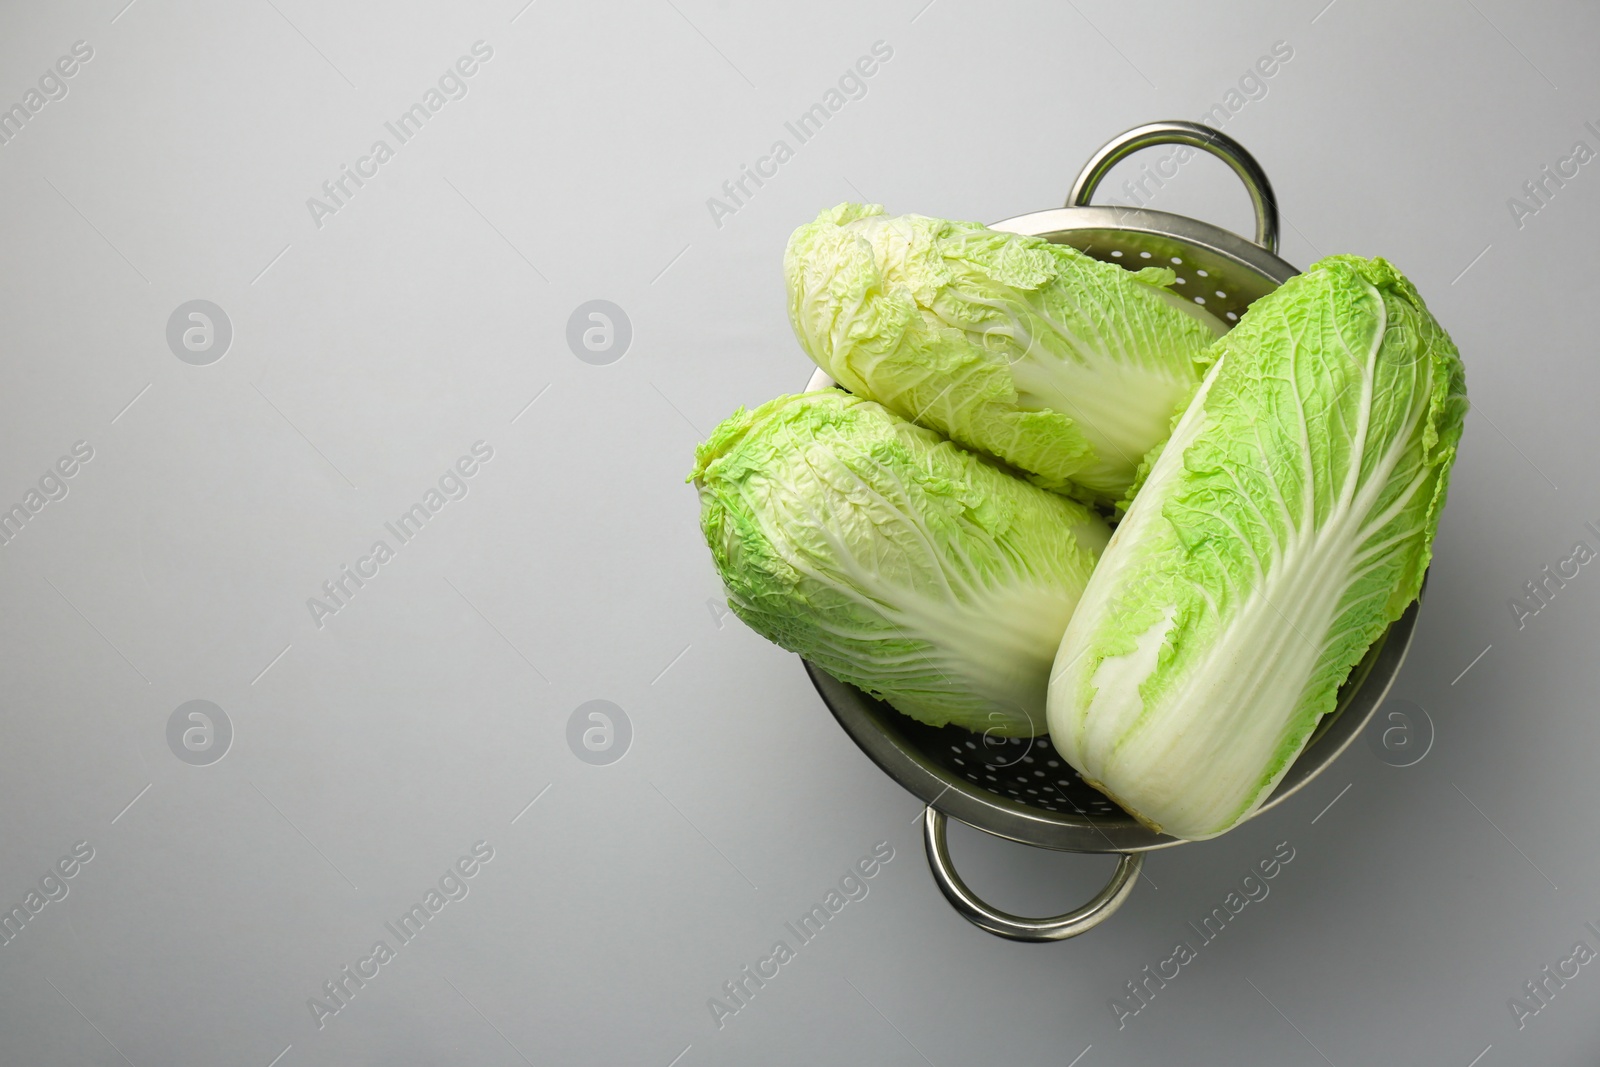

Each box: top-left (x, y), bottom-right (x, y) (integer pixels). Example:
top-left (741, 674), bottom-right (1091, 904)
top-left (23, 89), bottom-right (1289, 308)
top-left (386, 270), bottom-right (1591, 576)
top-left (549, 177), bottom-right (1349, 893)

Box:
top-left (801, 121), bottom-right (1421, 942)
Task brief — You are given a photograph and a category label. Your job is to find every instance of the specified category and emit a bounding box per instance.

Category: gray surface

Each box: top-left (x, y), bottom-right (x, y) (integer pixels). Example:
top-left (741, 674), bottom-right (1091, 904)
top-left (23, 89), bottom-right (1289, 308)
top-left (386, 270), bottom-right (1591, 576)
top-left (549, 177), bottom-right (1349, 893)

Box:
top-left (0, 1), bottom-right (1592, 1064)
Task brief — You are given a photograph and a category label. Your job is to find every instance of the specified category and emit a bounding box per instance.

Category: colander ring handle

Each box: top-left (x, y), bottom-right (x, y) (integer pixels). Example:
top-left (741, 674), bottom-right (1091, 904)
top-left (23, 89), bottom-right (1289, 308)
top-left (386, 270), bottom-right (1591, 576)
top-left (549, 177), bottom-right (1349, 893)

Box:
top-left (1067, 120), bottom-right (1280, 253)
top-left (922, 808), bottom-right (1143, 942)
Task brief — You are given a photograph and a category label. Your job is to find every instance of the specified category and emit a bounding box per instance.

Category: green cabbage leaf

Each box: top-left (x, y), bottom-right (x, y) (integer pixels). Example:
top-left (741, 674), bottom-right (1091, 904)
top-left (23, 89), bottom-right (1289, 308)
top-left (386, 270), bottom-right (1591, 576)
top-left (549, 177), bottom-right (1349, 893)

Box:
top-left (1047, 255), bottom-right (1467, 839)
top-left (784, 203), bottom-right (1223, 501)
top-left (693, 390), bottom-right (1109, 736)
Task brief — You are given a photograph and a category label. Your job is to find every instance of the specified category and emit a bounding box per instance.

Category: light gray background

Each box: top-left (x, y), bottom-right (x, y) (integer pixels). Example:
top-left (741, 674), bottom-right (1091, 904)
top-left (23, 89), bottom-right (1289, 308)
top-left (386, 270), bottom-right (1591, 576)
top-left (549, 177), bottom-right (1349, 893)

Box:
top-left (0, 1), bottom-right (1592, 1064)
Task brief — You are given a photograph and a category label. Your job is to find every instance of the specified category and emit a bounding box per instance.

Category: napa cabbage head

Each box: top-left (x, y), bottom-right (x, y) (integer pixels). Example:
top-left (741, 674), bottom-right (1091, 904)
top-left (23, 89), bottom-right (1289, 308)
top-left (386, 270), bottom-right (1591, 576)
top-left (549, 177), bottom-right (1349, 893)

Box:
top-left (784, 203), bottom-right (1223, 502)
top-left (1047, 254), bottom-right (1467, 840)
top-left (692, 389), bottom-right (1109, 736)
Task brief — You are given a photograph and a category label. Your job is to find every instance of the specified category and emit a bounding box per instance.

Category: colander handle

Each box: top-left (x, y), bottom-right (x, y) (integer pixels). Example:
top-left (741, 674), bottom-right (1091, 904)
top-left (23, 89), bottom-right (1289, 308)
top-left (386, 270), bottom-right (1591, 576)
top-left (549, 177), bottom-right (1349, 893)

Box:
top-left (922, 807), bottom-right (1143, 942)
top-left (1067, 120), bottom-right (1280, 253)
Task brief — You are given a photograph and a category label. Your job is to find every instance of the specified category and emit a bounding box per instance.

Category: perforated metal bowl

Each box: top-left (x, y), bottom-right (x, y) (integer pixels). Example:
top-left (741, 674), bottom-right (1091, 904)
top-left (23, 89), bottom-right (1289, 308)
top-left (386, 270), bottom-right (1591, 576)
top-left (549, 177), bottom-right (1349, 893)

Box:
top-left (803, 121), bottom-right (1422, 942)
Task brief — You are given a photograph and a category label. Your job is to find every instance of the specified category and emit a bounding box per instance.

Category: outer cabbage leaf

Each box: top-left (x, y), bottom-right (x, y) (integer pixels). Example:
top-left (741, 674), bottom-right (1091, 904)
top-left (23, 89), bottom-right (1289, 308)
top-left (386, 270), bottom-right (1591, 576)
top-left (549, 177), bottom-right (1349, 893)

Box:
top-left (1047, 255), bottom-right (1468, 839)
top-left (784, 203), bottom-right (1223, 501)
top-left (692, 390), bottom-right (1109, 736)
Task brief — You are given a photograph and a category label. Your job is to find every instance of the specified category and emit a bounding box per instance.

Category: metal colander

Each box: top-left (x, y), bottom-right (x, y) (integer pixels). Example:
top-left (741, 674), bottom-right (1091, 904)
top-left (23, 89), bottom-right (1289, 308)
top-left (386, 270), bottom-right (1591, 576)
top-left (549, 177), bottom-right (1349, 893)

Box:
top-left (802, 121), bottom-right (1422, 942)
